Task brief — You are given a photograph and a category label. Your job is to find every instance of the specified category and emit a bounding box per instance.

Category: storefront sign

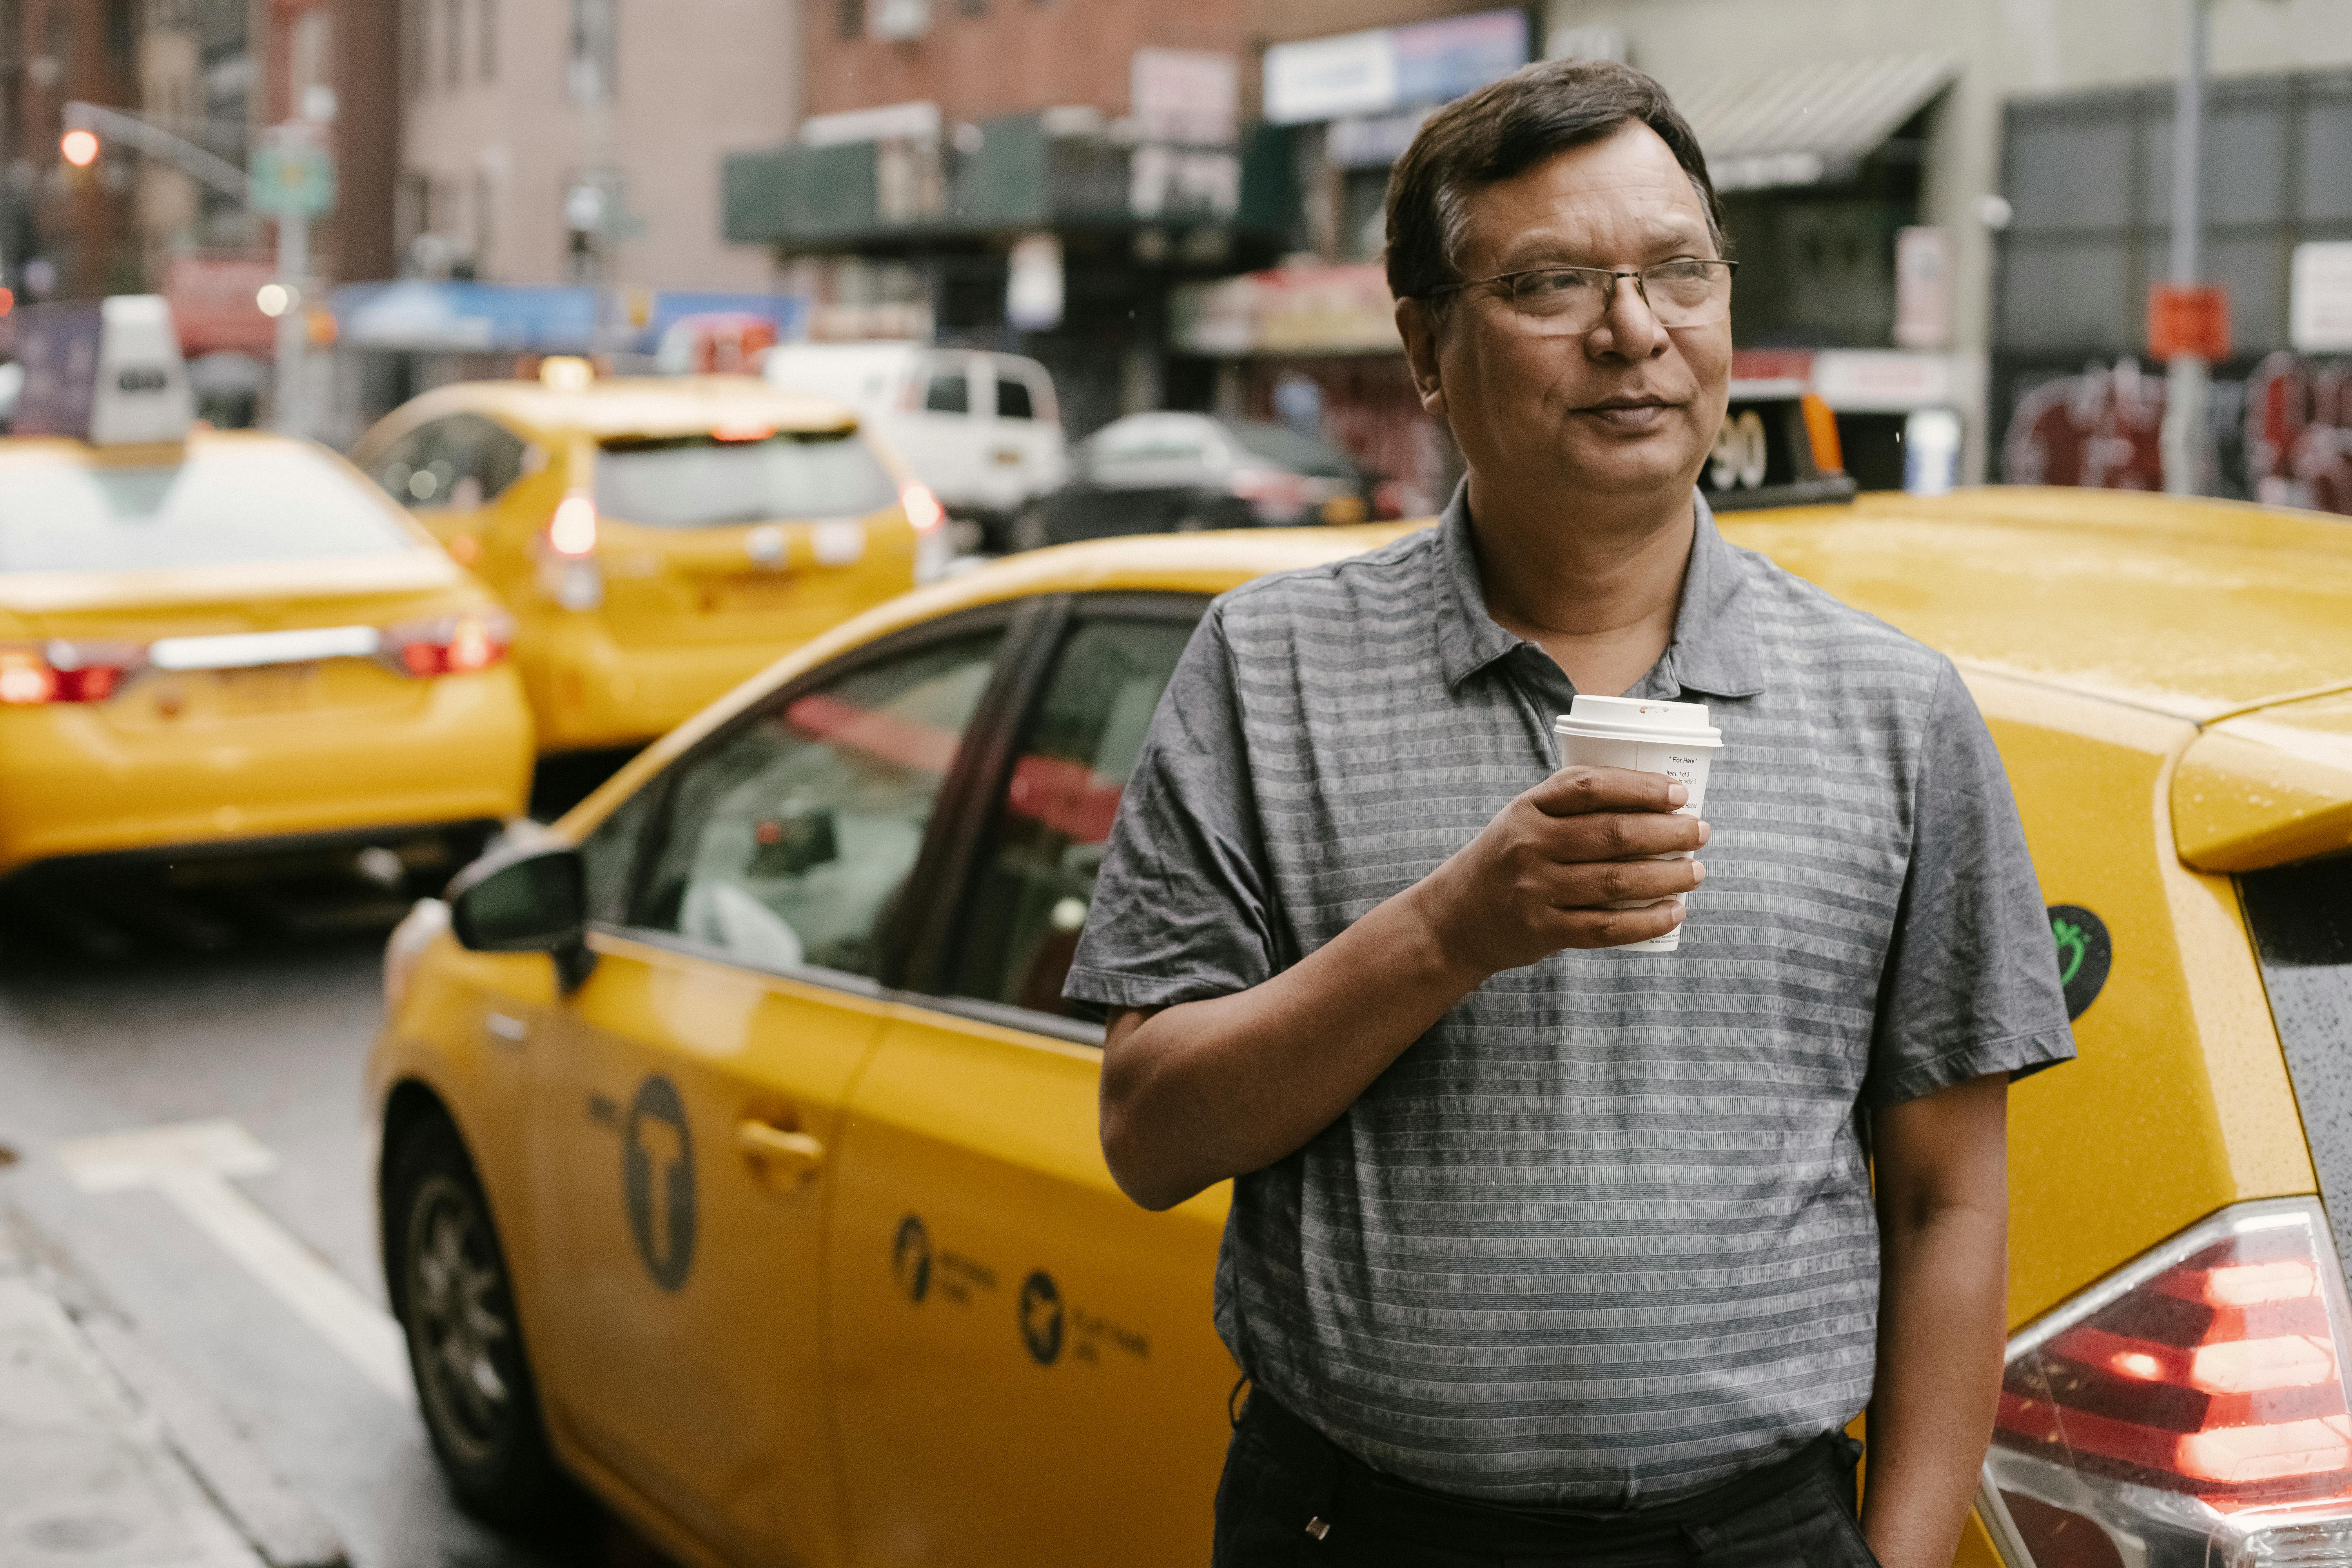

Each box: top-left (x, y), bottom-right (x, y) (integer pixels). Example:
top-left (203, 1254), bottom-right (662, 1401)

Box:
top-left (1810, 350), bottom-right (1955, 413)
top-left (1172, 263), bottom-right (1401, 356)
top-left (1132, 49), bottom-right (1238, 145)
top-left (163, 256), bottom-right (276, 358)
top-left (1263, 9), bottom-right (1527, 126)
top-left (2291, 242), bottom-right (2352, 354)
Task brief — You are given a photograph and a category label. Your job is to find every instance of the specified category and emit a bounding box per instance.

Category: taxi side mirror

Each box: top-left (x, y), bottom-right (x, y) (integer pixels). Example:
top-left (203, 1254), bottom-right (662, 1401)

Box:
top-left (447, 843), bottom-right (595, 990)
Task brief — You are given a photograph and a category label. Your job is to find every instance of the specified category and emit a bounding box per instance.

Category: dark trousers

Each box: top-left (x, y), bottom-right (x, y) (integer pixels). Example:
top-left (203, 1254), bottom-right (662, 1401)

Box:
top-left (1213, 1392), bottom-right (1881, 1568)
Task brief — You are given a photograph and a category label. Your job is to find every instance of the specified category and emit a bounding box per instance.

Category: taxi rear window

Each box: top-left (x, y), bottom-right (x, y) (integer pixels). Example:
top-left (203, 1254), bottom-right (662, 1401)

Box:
top-left (2242, 857), bottom-right (2352, 1226)
top-left (593, 428), bottom-right (896, 529)
top-left (0, 444), bottom-right (417, 573)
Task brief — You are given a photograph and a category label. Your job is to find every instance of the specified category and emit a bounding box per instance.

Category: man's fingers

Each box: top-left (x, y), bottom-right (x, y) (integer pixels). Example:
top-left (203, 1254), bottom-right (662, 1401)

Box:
top-left (1543, 857), bottom-right (1705, 909)
top-left (1534, 809), bottom-right (1709, 862)
top-left (1528, 764), bottom-right (1688, 818)
top-left (1555, 898), bottom-right (1688, 949)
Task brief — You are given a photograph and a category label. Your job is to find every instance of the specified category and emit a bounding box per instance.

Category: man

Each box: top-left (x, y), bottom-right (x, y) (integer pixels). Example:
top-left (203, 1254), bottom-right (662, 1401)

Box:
top-left (1066, 59), bottom-right (2074, 1568)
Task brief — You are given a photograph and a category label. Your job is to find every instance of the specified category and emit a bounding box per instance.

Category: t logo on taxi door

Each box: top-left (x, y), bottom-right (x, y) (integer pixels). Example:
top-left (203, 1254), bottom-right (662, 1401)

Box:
top-left (624, 1075), bottom-right (696, 1291)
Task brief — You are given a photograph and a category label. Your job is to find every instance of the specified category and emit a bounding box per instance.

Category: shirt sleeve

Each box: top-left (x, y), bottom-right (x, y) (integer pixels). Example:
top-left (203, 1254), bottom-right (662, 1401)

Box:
top-left (1864, 660), bottom-right (2078, 1107)
top-left (1062, 604), bottom-right (1281, 1014)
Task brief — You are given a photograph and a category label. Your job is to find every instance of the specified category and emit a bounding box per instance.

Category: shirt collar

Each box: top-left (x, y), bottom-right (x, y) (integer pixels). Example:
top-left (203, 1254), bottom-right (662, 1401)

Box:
top-left (1430, 484), bottom-right (1766, 700)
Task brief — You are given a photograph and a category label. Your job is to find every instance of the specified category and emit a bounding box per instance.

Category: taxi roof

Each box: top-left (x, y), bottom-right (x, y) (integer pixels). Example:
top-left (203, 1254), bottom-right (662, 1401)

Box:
top-left (390, 374), bottom-right (859, 442)
top-left (575, 484), bottom-right (2352, 876)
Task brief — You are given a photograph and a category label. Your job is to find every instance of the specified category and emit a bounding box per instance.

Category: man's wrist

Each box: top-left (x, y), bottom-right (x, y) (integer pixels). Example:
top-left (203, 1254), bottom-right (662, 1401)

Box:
top-left (1385, 878), bottom-right (1502, 993)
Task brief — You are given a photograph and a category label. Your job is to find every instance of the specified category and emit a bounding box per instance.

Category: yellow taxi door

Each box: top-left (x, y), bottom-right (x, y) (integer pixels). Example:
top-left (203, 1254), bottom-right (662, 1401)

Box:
top-left (524, 612), bottom-right (1018, 1567)
top-left (824, 599), bottom-right (1240, 1566)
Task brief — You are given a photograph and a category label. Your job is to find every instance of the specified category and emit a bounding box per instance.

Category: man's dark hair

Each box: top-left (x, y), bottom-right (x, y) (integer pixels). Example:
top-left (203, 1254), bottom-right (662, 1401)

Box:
top-left (1385, 58), bottom-right (1724, 307)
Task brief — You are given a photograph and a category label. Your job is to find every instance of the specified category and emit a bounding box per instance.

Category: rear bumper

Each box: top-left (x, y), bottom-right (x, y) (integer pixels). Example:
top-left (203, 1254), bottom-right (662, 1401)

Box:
top-left (0, 667), bottom-right (534, 878)
top-left (514, 617), bottom-right (805, 752)
top-left (0, 818), bottom-right (504, 892)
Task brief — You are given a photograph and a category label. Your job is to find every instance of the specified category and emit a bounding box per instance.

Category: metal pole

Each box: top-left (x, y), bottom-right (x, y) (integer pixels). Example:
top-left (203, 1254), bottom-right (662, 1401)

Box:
top-left (274, 207), bottom-right (307, 436)
top-left (2161, 0), bottom-right (2210, 495)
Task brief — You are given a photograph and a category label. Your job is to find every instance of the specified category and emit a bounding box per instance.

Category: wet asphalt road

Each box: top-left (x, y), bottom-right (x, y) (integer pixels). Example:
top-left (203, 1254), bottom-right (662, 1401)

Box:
top-left (0, 756), bottom-right (662, 1568)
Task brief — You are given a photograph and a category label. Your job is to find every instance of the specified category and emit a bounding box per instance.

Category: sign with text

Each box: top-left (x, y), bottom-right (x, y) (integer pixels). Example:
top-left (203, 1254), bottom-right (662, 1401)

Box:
top-left (2148, 283), bottom-right (2230, 362)
top-left (249, 125), bottom-right (334, 216)
top-left (1263, 9), bottom-right (1526, 125)
top-left (2291, 242), bottom-right (2352, 354)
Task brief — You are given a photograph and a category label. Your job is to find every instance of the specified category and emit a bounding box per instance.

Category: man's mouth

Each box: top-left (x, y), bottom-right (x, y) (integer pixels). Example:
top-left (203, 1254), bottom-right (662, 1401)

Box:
top-left (1575, 396), bottom-right (1680, 428)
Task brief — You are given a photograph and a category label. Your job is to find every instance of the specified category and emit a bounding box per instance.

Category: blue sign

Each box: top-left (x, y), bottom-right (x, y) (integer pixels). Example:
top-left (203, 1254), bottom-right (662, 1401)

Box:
top-left (329, 281), bottom-right (808, 357)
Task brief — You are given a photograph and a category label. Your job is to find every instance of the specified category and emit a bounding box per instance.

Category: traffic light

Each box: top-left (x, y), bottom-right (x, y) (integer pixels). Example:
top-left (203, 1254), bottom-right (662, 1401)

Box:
top-left (60, 129), bottom-right (98, 167)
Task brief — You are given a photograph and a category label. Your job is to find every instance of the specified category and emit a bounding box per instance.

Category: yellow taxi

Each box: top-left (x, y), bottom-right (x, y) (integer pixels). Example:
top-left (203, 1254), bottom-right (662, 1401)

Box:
top-left (0, 295), bottom-right (532, 889)
top-left (348, 366), bottom-right (946, 755)
top-left (373, 479), bottom-right (2352, 1568)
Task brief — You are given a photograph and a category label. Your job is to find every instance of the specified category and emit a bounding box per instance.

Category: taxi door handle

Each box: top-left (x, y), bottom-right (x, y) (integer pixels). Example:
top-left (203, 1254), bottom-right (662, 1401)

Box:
top-left (735, 1120), bottom-right (825, 1184)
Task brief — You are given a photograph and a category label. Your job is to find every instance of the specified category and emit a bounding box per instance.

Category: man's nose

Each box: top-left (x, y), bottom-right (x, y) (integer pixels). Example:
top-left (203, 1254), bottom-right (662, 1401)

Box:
top-left (1590, 273), bottom-right (1666, 358)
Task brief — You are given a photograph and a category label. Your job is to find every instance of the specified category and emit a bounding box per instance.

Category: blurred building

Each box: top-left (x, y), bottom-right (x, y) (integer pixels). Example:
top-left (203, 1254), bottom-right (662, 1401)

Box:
top-left (392, 0), bottom-right (796, 289)
top-left (1172, 2), bottom-right (1534, 513)
top-left (722, 0), bottom-right (1266, 436)
top-left (1539, 0), bottom-right (2352, 488)
top-left (2, 0), bottom-right (143, 299)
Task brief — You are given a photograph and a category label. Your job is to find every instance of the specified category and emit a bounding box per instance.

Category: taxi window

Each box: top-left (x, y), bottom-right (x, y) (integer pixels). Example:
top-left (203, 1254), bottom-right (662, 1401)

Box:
top-left (593, 429), bottom-right (896, 529)
top-left (375, 413), bottom-right (529, 508)
top-left (944, 613), bottom-right (1197, 1020)
top-left (0, 444), bottom-right (417, 573)
top-left (631, 628), bottom-right (1005, 979)
top-left (2242, 857), bottom-right (2352, 1222)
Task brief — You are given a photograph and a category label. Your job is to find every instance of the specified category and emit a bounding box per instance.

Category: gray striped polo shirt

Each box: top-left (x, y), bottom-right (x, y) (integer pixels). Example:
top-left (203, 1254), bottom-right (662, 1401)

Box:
top-left (1065, 487), bottom-right (2075, 1506)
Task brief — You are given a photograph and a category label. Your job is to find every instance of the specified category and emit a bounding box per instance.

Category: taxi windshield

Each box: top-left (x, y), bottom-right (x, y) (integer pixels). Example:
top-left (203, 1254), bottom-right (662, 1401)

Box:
top-left (0, 443), bottom-right (418, 574)
top-left (593, 428), bottom-right (896, 528)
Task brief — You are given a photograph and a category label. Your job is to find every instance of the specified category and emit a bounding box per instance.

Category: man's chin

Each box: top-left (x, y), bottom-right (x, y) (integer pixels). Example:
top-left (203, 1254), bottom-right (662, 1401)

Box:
top-left (1549, 430), bottom-right (1707, 497)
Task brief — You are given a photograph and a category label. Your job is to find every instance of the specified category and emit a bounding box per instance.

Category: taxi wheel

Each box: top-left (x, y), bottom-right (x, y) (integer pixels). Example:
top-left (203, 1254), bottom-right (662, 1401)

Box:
top-left (387, 1118), bottom-right (566, 1528)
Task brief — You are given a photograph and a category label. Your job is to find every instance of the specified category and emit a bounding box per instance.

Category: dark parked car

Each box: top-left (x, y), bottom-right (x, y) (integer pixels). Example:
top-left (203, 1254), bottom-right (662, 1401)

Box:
top-left (1018, 413), bottom-right (1372, 548)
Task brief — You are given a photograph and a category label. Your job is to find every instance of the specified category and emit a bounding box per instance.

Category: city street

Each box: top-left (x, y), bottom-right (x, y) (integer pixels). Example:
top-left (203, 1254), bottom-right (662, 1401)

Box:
top-left (0, 878), bottom-right (661, 1568)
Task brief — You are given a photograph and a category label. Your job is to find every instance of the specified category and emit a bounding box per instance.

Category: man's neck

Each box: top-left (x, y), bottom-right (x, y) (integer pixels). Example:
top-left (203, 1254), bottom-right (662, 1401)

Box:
top-left (1465, 472), bottom-right (1697, 699)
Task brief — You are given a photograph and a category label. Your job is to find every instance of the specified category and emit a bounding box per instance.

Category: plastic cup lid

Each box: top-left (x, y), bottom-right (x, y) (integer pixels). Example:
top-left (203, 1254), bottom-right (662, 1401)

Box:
top-left (1554, 694), bottom-right (1722, 746)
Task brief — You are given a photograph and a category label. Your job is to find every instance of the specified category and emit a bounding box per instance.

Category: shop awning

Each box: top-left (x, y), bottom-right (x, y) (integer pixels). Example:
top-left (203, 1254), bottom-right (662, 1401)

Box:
top-left (1671, 53), bottom-right (1955, 192)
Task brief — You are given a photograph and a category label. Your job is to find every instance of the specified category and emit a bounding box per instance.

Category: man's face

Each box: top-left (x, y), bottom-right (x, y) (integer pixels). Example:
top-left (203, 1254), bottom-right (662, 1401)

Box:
top-left (1402, 122), bottom-right (1733, 506)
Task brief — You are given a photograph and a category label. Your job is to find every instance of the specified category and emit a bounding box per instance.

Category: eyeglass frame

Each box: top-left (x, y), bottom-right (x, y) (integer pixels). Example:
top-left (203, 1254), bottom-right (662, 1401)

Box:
top-left (1417, 258), bottom-right (1740, 326)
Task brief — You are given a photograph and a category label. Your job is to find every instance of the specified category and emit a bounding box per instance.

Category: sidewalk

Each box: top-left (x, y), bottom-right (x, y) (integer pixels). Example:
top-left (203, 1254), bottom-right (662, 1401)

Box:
top-left (0, 1219), bottom-right (343, 1568)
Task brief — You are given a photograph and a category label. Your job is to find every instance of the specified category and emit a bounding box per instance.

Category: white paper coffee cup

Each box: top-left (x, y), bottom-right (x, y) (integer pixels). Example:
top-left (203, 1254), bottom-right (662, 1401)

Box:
top-left (1552, 695), bottom-right (1723, 952)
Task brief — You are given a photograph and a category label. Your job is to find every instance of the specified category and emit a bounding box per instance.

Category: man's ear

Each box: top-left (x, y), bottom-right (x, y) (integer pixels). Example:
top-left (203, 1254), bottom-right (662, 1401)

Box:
top-left (1396, 298), bottom-right (1448, 422)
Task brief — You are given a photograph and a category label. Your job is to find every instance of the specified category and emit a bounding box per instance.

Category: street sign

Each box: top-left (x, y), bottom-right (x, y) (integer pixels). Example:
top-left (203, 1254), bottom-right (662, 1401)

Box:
top-left (2148, 283), bottom-right (2230, 361)
top-left (249, 127), bottom-right (334, 216)
top-left (2291, 241), bottom-right (2352, 354)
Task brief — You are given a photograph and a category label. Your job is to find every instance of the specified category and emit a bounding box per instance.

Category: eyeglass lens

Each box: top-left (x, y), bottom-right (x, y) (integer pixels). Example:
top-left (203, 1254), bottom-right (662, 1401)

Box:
top-left (1504, 262), bottom-right (1733, 331)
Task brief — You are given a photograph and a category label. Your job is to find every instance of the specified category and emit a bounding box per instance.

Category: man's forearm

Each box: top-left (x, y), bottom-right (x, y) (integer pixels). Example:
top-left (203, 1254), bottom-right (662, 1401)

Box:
top-left (1098, 884), bottom-right (1490, 1210)
top-left (1862, 1198), bottom-right (2007, 1568)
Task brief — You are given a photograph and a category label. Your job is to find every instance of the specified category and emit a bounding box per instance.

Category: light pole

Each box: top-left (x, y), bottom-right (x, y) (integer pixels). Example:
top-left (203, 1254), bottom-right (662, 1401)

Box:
top-left (62, 101), bottom-right (327, 437)
top-left (2160, 0), bottom-right (2211, 496)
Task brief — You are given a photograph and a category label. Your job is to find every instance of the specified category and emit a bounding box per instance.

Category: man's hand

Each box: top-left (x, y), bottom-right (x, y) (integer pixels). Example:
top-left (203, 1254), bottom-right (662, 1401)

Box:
top-left (1099, 766), bottom-right (1706, 1209)
top-left (1411, 765), bottom-right (1710, 974)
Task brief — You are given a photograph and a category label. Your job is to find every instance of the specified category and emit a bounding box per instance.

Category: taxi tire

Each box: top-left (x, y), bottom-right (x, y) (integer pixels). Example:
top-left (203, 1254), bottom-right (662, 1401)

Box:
top-left (385, 1116), bottom-right (569, 1530)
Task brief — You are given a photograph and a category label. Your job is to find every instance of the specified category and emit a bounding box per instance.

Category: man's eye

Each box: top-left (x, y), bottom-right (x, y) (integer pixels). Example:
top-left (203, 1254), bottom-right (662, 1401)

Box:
top-left (1520, 271), bottom-right (1594, 298)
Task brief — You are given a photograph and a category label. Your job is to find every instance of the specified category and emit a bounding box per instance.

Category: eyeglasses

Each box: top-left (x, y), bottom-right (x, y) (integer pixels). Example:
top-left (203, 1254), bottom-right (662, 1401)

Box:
top-left (1423, 259), bottom-right (1738, 334)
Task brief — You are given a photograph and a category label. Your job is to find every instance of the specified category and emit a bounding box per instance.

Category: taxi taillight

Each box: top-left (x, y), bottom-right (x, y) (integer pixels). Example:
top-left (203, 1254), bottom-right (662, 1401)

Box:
top-left (1986, 1200), bottom-right (2352, 1567)
top-left (0, 642), bottom-right (141, 705)
top-left (381, 610), bottom-right (515, 677)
